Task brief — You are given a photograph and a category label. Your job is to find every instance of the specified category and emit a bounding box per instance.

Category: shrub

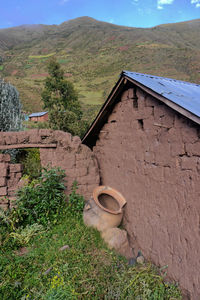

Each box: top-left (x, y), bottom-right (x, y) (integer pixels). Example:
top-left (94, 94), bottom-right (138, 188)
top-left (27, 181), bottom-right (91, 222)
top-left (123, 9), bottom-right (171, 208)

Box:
top-left (14, 167), bottom-right (66, 227)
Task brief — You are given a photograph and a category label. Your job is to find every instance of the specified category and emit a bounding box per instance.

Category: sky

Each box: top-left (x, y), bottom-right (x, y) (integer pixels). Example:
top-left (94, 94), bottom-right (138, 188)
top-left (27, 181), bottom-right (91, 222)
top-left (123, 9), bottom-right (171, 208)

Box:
top-left (0, 0), bottom-right (200, 29)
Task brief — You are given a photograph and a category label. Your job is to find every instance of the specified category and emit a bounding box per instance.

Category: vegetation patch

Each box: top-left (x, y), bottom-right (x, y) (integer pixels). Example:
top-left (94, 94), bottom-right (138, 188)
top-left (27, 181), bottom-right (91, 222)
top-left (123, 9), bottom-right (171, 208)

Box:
top-left (0, 165), bottom-right (182, 299)
top-left (29, 53), bottom-right (56, 59)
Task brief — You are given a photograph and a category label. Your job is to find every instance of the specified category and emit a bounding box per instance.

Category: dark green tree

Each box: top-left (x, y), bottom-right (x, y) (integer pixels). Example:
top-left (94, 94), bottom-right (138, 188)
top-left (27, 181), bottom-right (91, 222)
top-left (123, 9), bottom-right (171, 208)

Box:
top-left (42, 59), bottom-right (87, 136)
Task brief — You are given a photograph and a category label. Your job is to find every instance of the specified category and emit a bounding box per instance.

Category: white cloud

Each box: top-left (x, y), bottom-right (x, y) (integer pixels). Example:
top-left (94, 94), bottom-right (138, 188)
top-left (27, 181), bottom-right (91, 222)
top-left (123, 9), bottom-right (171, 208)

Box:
top-left (157, 0), bottom-right (174, 9)
top-left (109, 18), bottom-right (114, 23)
top-left (191, 0), bottom-right (200, 7)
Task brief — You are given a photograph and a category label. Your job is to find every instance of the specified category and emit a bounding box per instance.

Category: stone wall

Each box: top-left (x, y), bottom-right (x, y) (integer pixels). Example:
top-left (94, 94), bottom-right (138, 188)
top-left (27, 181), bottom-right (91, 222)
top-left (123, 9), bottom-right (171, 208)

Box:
top-left (0, 129), bottom-right (100, 207)
top-left (0, 153), bottom-right (23, 209)
top-left (93, 87), bottom-right (200, 299)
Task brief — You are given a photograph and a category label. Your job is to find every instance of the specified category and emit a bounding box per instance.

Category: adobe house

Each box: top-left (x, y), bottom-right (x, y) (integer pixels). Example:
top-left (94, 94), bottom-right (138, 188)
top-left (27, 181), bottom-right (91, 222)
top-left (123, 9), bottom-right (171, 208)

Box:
top-left (82, 71), bottom-right (200, 299)
top-left (29, 111), bottom-right (48, 122)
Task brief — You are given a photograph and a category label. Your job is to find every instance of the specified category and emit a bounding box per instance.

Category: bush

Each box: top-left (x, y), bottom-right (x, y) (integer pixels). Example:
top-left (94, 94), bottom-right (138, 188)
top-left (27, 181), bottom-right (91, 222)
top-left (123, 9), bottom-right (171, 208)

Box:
top-left (21, 148), bottom-right (41, 180)
top-left (66, 181), bottom-right (85, 218)
top-left (13, 167), bottom-right (66, 227)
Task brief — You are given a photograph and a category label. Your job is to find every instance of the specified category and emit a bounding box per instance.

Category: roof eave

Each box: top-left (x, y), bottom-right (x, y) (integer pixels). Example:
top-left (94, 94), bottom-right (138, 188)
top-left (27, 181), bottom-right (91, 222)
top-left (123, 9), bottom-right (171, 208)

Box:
top-left (82, 73), bottom-right (200, 147)
top-left (125, 75), bottom-right (200, 126)
top-left (82, 74), bottom-right (125, 145)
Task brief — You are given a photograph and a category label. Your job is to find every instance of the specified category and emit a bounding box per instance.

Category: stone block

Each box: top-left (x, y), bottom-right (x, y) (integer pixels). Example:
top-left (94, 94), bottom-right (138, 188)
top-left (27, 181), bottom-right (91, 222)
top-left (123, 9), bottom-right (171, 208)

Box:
top-left (7, 188), bottom-right (16, 197)
top-left (185, 142), bottom-right (200, 157)
top-left (7, 178), bottom-right (20, 188)
top-left (0, 163), bottom-right (8, 176)
top-left (121, 90), bottom-right (129, 101)
top-left (0, 187), bottom-right (7, 196)
top-left (9, 164), bottom-right (23, 173)
top-left (181, 157), bottom-right (198, 170)
top-left (0, 177), bottom-right (6, 187)
top-left (0, 153), bottom-right (10, 162)
top-left (181, 126), bottom-right (198, 144)
top-left (17, 131), bottom-right (30, 144)
top-left (75, 167), bottom-right (88, 177)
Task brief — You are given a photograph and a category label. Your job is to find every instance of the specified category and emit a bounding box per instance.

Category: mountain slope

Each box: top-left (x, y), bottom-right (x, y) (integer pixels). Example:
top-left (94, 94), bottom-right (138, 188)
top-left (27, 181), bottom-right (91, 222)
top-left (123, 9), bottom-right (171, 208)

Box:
top-left (0, 17), bottom-right (200, 113)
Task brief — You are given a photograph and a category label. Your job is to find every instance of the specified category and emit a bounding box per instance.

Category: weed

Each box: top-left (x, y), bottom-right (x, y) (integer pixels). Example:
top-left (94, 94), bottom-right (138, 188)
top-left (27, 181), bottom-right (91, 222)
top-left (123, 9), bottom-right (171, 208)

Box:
top-left (66, 181), bottom-right (85, 218)
top-left (10, 223), bottom-right (44, 246)
top-left (14, 167), bottom-right (66, 227)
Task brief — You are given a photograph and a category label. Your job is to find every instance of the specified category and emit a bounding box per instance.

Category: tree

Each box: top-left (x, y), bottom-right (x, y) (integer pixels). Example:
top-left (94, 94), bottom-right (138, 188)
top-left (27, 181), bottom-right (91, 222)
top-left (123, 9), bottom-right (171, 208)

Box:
top-left (41, 59), bottom-right (86, 136)
top-left (0, 79), bottom-right (22, 132)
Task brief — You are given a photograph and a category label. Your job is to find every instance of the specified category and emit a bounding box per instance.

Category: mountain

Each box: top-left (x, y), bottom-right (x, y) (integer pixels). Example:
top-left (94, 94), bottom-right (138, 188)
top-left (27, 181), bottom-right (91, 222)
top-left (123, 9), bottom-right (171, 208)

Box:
top-left (0, 16), bottom-right (200, 114)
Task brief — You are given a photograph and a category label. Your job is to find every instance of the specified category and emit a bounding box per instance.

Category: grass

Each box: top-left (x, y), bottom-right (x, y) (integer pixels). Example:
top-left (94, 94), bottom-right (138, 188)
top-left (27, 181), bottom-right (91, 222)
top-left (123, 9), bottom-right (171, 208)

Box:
top-left (0, 214), bottom-right (182, 300)
top-left (0, 169), bottom-right (181, 299)
top-left (29, 53), bottom-right (56, 59)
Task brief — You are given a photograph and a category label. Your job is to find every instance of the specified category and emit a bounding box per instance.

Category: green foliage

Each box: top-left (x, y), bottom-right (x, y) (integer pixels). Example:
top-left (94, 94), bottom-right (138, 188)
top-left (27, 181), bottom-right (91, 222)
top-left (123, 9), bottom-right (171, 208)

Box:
top-left (0, 213), bottom-right (181, 300)
top-left (66, 181), bottom-right (85, 218)
top-left (0, 79), bottom-right (22, 132)
top-left (19, 148), bottom-right (41, 180)
top-left (14, 167), bottom-right (66, 227)
top-left (10, 223), bottom-right (44, 246)
top-left (23, 120), bottom-right (50, 130)
top-left (41, 59), bottom-right (85, 136)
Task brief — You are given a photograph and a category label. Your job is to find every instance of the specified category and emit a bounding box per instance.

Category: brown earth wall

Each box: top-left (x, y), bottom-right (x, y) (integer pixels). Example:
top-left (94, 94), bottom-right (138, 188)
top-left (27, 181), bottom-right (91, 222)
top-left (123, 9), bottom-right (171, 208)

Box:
top-left (93, 87), bottom-right (200, 299)
top-left (0, 153), bottom-right (23, 209)
top-left (0, 129), bottom-right (99, 208)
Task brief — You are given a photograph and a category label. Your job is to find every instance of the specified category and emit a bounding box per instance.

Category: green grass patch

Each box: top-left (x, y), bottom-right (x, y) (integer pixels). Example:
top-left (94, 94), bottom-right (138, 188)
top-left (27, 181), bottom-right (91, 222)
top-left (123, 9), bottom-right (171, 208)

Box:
top-left (29, 53), bottom-right (56, 59)
top-left (0, 65), bottom-right (4, 71)
top-left (58, 59), bottom-right (69, 64)
top-left (0, 216), bottom-right (182, 300)
top-left (0, 170), bottom-right (182, 299)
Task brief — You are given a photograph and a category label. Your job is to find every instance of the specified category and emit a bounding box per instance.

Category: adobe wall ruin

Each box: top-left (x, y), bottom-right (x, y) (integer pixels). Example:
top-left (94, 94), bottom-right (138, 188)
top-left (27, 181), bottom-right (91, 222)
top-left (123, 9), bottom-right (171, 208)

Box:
top-left (93, 88), bottom-right (200, 299)
top-left (0, 129), bottom-right (99, 209)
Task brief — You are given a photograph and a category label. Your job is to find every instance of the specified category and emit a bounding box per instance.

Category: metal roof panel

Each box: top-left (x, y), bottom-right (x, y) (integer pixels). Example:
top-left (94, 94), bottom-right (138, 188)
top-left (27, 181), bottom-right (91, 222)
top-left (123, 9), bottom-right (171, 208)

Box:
top-left (123, 71), bottom-right (200, 118)
top-left (29, 111), bottom-right (48, 117)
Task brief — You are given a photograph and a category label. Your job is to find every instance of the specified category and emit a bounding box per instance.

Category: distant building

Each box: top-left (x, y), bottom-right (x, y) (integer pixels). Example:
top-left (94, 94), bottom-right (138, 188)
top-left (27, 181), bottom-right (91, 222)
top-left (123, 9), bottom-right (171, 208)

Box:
top-left (29, 111), bottom-right (48, 122)
top-left (82, 71), bottom-right (200, 299)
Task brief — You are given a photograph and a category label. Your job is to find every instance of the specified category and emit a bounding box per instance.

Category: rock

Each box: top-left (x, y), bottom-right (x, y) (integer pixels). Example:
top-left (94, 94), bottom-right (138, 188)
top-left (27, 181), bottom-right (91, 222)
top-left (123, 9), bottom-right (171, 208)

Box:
top-left (43, 267), bottom-right (52, 275)
top-left (101, 227), bottom-right (133, 259)
top-left (59, 245), bottom-right (69, 251)
top-left (128, 257), bottom-right (136, 266)
top-left (136, 255), bottom-right (145, 264)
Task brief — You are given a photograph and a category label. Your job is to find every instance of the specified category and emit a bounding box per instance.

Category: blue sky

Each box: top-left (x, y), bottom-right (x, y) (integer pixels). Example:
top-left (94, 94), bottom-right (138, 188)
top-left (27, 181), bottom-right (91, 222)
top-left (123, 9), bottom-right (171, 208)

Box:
top-left (0, 0), bottom-right (200, 29)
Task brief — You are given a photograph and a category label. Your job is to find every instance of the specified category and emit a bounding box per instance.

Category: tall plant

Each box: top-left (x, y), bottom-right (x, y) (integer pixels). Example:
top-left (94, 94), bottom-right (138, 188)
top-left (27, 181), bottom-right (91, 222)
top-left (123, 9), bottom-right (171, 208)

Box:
top-left (41, 59), bottom-right (87, 136)
top-left (0, 79), bottom-right (22, 132)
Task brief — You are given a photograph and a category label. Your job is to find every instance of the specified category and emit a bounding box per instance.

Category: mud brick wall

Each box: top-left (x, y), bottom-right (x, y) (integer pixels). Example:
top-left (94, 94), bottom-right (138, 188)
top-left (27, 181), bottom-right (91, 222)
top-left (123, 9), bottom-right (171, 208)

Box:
top-left (93, 87), bottom-right (200, 299)
top-left (0, 130), bottom-right (99, 204)
top-left (0, 153), bottom-right (22, 209)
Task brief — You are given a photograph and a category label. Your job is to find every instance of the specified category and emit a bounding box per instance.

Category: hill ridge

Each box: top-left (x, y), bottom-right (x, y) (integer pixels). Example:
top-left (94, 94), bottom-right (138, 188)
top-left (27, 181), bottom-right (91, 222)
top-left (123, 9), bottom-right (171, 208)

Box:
top-left (0, 16), bottom-right (199, 113)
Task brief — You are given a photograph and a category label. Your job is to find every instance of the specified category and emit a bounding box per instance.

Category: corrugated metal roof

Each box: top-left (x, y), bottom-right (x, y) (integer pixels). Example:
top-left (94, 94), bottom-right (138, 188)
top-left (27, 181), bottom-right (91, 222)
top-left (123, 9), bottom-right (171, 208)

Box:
top-left (29, 111), bottom-right (48, 117)
top-left (123, 71), bottom-right (200, 118)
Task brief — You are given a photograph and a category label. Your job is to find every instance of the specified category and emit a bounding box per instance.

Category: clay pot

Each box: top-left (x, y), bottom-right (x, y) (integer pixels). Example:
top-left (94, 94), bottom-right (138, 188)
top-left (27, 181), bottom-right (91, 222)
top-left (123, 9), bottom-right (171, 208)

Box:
top-left (83, 186), bottom-right (126, 232)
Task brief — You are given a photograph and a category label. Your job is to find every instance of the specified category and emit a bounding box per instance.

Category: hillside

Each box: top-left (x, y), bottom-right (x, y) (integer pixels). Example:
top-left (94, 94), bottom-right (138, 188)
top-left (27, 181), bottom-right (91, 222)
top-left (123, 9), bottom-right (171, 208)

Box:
top-left (0, 16), bottom-right (200, 113)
